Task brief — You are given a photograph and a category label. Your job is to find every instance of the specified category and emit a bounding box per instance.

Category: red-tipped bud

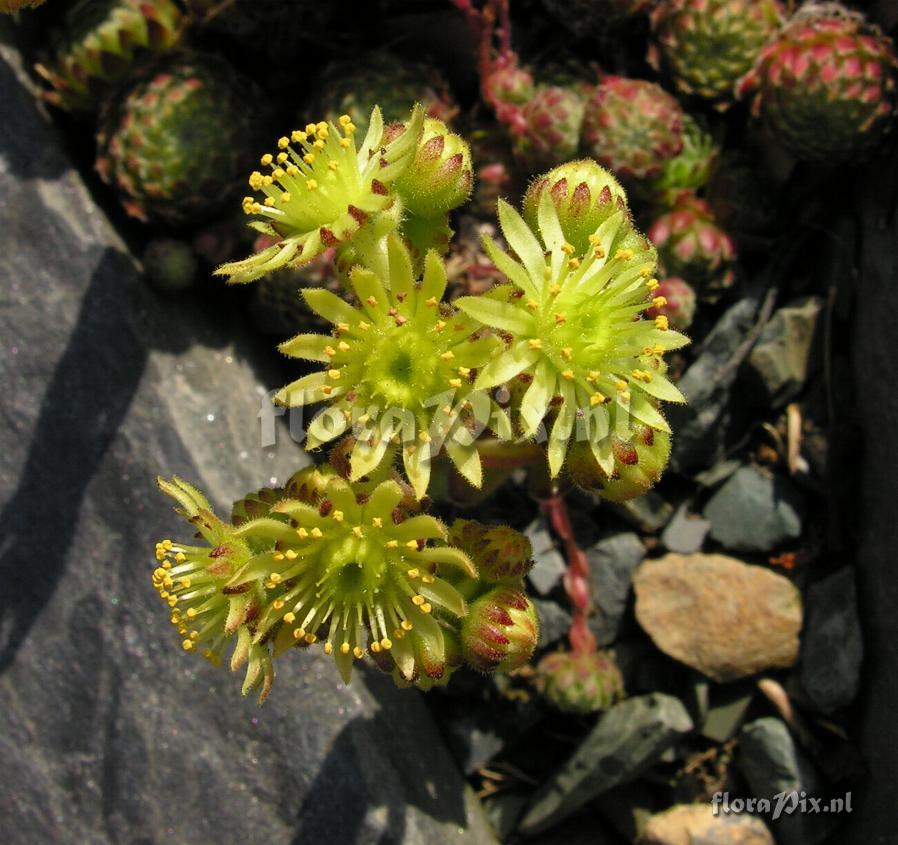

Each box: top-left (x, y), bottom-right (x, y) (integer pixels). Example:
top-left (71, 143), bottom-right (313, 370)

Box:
top-left (449, 519), bottom-right (534, 583)
top-left (536, 649), bottom-right (624, 714)
top-left (461, 587), bottom-right (539, 673)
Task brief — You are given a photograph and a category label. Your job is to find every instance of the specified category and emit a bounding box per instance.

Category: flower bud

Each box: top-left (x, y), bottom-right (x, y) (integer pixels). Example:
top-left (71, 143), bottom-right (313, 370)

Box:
top-left (537, 649), bottom-right (624, 714)
top-left (461, 587), bottom-right (539, 673)
top-left (646, 277), bottom-right (696, 331)
top-left (566, 424), bottom-right (671, 502)
top-left (523, 159), bottom-right (629, 255)
top-left (449, 519), bottom-right (534, 584)
top-left (390, 118), bottom-right (473, 217)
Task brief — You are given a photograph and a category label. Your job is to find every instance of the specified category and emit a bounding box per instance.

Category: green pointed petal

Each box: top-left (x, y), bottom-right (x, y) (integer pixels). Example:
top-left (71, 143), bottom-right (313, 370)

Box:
top-left (407, 546), bottom-right (477, 578)
top-left (278, 332), bottom-right (332, 362)
top-left (417, 250), bottom-right (448, 314)
top-left (157, 476), bottom-right (213, 518)
top-left (474, 342), bottom-right (541, 390)
top-left (350, 267), bottom-right (389, 318)
top-left (363, 480), bottom-right (404, 520)
top-left (334, 647), bottom-right (354, 685)
top-left (303, 288), bottom-right (359, 326)
top-left (226, 551), bottom-right (279, 588)
top-left (358, 105), bottom-right (384, 164)
top-left (456, 296), bottom-right (535, 335)
top-left (390, 515), bottom-right (447, 543)
top-left (634, 374), bottom-right (686, 404)
top-left (520, 359), bottom-right (554, 438)
top-left (548, 382), bottom-right (577, 478)
top-left (590, 434), bottom-right (616, 478)
top-left (537, 190), bottom-right (566, 253)
top-left (481, 235), bottom-right (539, 301)
top-left (350, 433), bottom-right (395, 481)
top-left (391, 633), bottom-right (417, 681)
top-left (232, 518), bottom-right (299, 544)
top-left (445, 439), bottom-right (483, 490)
top-left (403, 443), bottom-right (432, 500)
top-left (215, 239), bottom-right (302, 284)
top-left (419, 579), bottom-right (467, 618)
top-left (306, 406), bottom-right (350, 449)
top-left (387, 234), bottom-right (415, 304)
top-left (275, 371), bottom-right (329, 406)
top-left (497, 199), bottom-right (547, 294)
top-left (629, 393), bottom-right (671, 434)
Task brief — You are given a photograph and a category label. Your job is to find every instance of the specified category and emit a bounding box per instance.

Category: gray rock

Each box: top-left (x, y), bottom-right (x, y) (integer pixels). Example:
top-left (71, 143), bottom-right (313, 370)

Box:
top-left (607, 489), bottom-right (675, 533)
top-left (745, 298), bottom-right (822, 408)
top-left (800, 568), bottom-right (863, 713)
top-left (669, 297), bottom-right (761, 472)
top-left (703, 466), bottom-right (805, 552)
top-left (525, 517), bottom-right (567, 595)
top-left (633, 554), bottom-right (802, 682)
top-left (519, 694), bottom-right (693, 835)
top-left (661, 504), bottom-right (710, 554)
top-left (586, 532), bottom-right (645, 645)
top-left (738, 718), bottom-right (826, 845)
top-left (639, 803), bottom-right (774, 845)
top-left (0, 46), bottom-right (494, 845)
top-left (533, 597), bottom-right (573, 649)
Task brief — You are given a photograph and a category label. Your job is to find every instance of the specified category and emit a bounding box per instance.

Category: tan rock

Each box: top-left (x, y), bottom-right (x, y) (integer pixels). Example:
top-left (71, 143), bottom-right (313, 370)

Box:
top-left (633, 553), bottom-right (802, 681)
top-left (639, 804), bottom-right (774, 845)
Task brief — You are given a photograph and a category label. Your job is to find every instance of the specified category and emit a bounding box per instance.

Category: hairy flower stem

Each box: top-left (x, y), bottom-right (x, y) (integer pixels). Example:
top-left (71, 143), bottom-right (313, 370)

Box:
top-left (539, 493), bottom-right (597, 655)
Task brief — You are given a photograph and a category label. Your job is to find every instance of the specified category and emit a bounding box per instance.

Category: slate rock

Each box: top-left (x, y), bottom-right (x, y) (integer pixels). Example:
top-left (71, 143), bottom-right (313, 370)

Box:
top-left (669, 297), bottom-right (761, 473)
top-left (607, 489), bottom-right (675, 533)
top-left (519, 694), bottom-right (693, 835)
top-left (0, 46), bottom-right (493, 845)
top-left (533, 597), bottom-right (573, 649)
top-left (633, 554), bottom-right (802, 682)
top-left (799, 568), bottom-right (863, 713)
top-left (586, 532), bottom-right (645, 645)
top-left (661, 504), bottom-right (711, 554)
top-left (639, 803), bottom-right (774, 845)
top-left (738, 718), bottom-right (826, 845)
top-left (703, 466), bottom-right (805, 553)
top-left (745, 298), bottom-right (822, 408)
top-left (525, 517), bottom-right (567, 595)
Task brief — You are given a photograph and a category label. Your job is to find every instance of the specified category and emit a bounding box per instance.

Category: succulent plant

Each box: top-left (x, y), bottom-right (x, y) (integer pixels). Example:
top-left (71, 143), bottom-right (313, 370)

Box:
top-left (448, 519), bottom-right (534, 584)
top-left (96, 53), bottom-right (263, 226)
top-left (456, 188), bottom-right (687, 480)
top-left (736, 2), bottom-right (898, 161)
top-left (640, 114), bottom-right (720, 211)
top-left (649, 0), bottom-right (784, 108)
top-left (647, 192), bottom-right (737, 294)
top-left (312, 54), bottom-right (457, 139)
top-left (566, 419), bottom-right (672, 501)
top-left (537, 649), bottom-right (624, 714)
top-left (580, 76), bottom-right (686, 181)
top-left (646, 277), bottom-right (697, 331)
top-left (217, 106), bottom-right (423, 284)
top-left (273, 235), bottom-right (504, 499)
top-left (512, 85), bottom-right (586, 170)
top-left (461, 586), bottom-right (540, 673)
top-left (467, 125), bottom-right (519, 219)
top-left (142, 238), bottom-right (197, 292)
top-left (39, 0), bottom-right (184, 112)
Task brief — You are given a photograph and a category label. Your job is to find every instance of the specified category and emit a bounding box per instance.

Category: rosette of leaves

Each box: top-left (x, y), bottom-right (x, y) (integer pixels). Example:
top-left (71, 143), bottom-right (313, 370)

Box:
top-left (455, 192), bottom-right (687, 480)
top-left (274, 235), bottom-right (507, 498)
top-left (217, 106), bottom-right (424, 284)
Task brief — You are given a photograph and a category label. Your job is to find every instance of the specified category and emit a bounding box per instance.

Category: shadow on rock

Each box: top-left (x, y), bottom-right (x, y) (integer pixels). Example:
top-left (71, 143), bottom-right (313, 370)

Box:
top-left (0, 248), bottom-right (147, 672)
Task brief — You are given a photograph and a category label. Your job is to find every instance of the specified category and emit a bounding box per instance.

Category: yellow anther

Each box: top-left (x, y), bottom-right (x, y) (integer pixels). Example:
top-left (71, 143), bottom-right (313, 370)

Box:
top-left (163, 540), bottom-right (173, 549)
top-left (328, 369), bottom-right (341, 380)
top-left (440, 351), bottom-right (455, 361)
top-left (338, 340), bottom-right (350, 351)
top-left (249, 171), bottom-right (264, 189)
top-left (186, 607), bottom-right (197, 619)
top-left (615, 248), bottom-right (635, 261)
top-left (588, 233), bottom-right (602, 245)
top-left (561, 369), bottom-right (575, 381)
top-left (401, 620), bottom-right (413, 631)
top-left (310, 527), bottom-right (323, 538)
top-left (548, 284), bottom-right (561, 296)
top-left (378, 638), bottom-right (391, 651)
top-left (418, 431), bottom-right (431, 443)
top-left (283, 552), bottom-right (296, 562)
top-left (526, 299), bottom-right (538, 310)
top-left (568, 258), bottom-right (581, 270)
top-left (421, 574), bottom-right (435, 584)
top-left (655, 315), bottom-right (669, 330)
top-left (652, 296), bottom-right (668, 308)
top-left (337, 322), bottom-right (350, 333)
top-left (260, 153), bottom-right (273, 166)
top-left (273, 599), bottom-right (285, 610)
top-left (358, 321), bottom-right (370, 331)
top-left (405, 540), bottom-right (419, 551)
top-left (332, 510), bottom-right (344, 522)
top-left (594, 247), bottom-right (605, 259)
top-left (280, 192), bottom-right (292, 204)
top-left (340, 138), bottom-right (351, 148)
top-left (654, 344), bottom-right (665, 355)
top-left (528, 338), bottom-right (542, 350)
top-left (386, 540), bottom-right (399, 549)
top-left (306, 179), bottom-right (318, 191)
top-left (293, 628), bottom-right (305, 639)
top-left (264, 197), bottom-right (276, 207)
top-left (287, 164), bottom-right (300, 176)
top-left (435, 320), bottom-right (446, 331)
top-left (616, 379), bottom-right (628, 392)
top-left (339, 114), bottom-right (352, 125)
top-left (352, 526), bottom-right (363, 538)
top-left (561, 242), bottom-right (575, 255)
top-left (174, 551), bottom-right (187, 563)
top-left (412, 595), bottom-right (425, 606)
top-left (317, 127), bottom-right (329, 140)
top-left (277, 136), bottom-right (290, 149)
top-left (371, 641), bottom-right (381, 653)
top-left (182, 640), bottom-right (194, 651)
top-left (313, 140), bottom-right (325, 150)
top-left (420, 602), bottom-right (432, 614)
top-left (277, 152), bottom-right (288, 164)
top-left (305, 123), bottom-right (317, 134)
top-left (458, 366), bottom-right (471, 377)
top-left (321, 386), bottom-right (333, 395)
top-left (554, 313), bottom-right (567, 324)
top-left (328, 160), bottom-right (339, 171)
top-left (167, 596), bottom-right (177, 607)
top-left (448, 378), bottom-right (462, 388)
top-left (372, 517), bottom-right (383, 528)
top-left (305, 633), bottom-right (317, 644)
top-left (189, 631), bottom-right (199, 641)
top-left (284, 612), bottom-right (296, 624)
top-left (270, 571), bottom-right (284, 582)
top-left (407, 568), bottom-right (420, 579)
top-left (561, 347), bottom-right (573, 360)
top-left (353, 646), bottom-right (364, 659)
top-left (647, 278), bottom-right (660, 291)
top-left (341, 642), bottom-right (351, 654)
top-left (274, 551), bottom-right (286, 560)
top-left (303, 153), bottom-right (316, 164)
top-left (262, 175), bottom-right (273, 186)
top-left (324, 345), bottom-right (336, 357)
top-left (153, 567), bottom-right (166, 579)
top-left (590, 393), bottom-right (606, 406)
top-left (180, 577), bottom-right (192, 588)
top-left (324, 642), bottom-right (333, 655)
top-left (639, 264), bottom-right (652, 277)
top-left (365, 296), bottom-right (377, 307)
top-left (291, 130), bottom-right (306, 142)
top-left (344, 123), bottom-right (356, 134)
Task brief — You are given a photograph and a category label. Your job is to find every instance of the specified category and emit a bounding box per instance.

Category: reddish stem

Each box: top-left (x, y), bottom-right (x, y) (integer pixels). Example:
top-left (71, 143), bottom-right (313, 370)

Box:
top-left (540, 493), bottom-right (597, 654)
